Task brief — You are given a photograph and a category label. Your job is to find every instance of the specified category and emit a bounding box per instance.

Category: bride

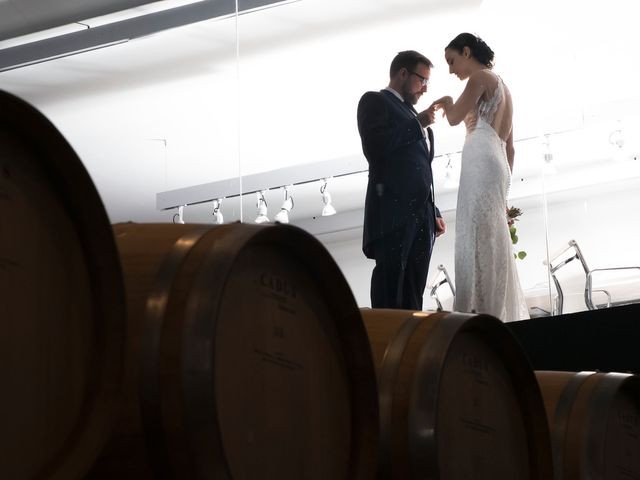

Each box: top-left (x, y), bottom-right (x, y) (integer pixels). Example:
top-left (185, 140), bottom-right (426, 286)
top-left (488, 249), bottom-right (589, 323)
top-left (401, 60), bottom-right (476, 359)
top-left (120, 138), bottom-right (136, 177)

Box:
top-left (432, 33), bottom-right (529, 321)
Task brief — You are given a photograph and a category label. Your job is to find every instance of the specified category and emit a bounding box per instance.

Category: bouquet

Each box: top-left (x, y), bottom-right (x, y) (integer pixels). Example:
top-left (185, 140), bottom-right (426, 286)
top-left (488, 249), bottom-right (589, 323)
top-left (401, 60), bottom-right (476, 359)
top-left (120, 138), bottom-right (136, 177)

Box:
top-left (507, 206), bottom-right (527, 260)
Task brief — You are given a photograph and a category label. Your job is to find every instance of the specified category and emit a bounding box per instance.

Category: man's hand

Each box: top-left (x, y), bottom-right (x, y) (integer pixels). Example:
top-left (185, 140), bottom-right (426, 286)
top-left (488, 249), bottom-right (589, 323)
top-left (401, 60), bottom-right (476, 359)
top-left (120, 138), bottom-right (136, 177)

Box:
top-left (435, 216), bottom-right (446, 237)
top-left (417, 103), bottom-right (436, 127)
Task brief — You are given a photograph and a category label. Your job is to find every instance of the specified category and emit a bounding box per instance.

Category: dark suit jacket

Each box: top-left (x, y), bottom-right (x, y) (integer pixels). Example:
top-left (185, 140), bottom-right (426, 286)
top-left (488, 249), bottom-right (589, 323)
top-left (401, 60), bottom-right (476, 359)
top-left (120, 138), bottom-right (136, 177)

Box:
top-left (357, 89), bottom-right (440, 259)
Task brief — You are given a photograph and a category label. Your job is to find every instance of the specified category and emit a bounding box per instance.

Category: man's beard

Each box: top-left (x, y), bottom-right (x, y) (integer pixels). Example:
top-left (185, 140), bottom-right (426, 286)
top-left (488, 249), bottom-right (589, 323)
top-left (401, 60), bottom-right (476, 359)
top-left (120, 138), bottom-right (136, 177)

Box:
top-left (402, 84), bottom-right (418, 105)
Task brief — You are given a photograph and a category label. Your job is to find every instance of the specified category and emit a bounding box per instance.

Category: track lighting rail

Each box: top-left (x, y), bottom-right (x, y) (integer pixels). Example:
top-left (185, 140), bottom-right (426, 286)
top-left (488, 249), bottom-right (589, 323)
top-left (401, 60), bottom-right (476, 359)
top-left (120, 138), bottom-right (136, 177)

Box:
top-left (156, 155), bottom-right (368, 211)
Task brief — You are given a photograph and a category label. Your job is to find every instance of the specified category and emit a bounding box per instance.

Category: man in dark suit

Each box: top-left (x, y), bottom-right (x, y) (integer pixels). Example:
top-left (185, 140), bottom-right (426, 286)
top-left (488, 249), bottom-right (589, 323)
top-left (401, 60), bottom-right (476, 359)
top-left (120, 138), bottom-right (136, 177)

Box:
top-left (357, 50), bottom-right (446, 310)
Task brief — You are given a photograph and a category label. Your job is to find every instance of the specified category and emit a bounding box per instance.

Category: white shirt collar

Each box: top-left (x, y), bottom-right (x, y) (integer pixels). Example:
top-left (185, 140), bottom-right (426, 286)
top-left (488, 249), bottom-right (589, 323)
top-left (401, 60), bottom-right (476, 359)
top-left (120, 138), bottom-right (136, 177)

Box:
top-left (384, 87), bottom-right (404, 102)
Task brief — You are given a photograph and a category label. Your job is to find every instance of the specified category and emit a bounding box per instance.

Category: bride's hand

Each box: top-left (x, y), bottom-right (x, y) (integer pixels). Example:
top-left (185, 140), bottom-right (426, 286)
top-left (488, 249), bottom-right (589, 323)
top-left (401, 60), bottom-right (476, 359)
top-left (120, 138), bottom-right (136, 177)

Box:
top-left (432, 95), bottom-right (453, 106)
top-left (431, 96), bottom-right (453, 117)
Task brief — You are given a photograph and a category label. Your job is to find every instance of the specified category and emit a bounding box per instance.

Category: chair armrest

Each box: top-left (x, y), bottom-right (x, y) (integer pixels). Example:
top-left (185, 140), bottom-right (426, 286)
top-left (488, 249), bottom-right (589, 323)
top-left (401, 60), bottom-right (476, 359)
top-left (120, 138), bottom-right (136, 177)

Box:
top-left (585, 267), bottom-right (640, 309)
top-left (588, 266), bottom-right (640, 274)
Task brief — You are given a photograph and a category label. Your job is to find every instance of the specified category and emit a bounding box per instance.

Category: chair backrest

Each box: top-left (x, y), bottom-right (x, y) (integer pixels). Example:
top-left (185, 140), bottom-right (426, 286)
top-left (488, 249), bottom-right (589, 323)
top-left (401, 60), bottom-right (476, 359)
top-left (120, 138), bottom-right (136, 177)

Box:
top-left (544, 240), bottom-right (590, 314)
top-left (428, 264), bottom-right (455, 311)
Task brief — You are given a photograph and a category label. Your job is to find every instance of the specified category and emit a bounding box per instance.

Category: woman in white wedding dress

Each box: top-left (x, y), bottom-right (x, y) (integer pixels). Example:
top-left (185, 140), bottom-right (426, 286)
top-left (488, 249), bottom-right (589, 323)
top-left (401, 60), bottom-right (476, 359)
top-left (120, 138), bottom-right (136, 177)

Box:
top-left (432, 33), bottom-right (529, 321)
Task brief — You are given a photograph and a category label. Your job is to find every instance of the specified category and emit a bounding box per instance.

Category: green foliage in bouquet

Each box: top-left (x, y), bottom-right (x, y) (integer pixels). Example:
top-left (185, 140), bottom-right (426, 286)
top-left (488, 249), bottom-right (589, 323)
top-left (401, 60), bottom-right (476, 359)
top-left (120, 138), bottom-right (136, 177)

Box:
top-left (507, 206), bottom-right (527, 260)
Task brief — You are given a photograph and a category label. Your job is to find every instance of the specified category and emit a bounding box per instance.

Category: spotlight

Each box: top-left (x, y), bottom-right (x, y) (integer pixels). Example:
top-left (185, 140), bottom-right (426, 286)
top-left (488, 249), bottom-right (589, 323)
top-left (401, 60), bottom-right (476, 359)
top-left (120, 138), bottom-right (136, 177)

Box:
top-left (321, 179), bottom-right (337, 216)
top-left (443, 154), bottom-right (459, 189)
top-left (609, 121), bottom-right (628, 162)
top-left (212, 198), bottom-right (224, 224)
top-left (274, 186), bottom-right (294, 224)
top-left (254, 191), bottom-right (270, 224)
top-left (542, 134), bottom-right (557, 175)
top-left (173, 205), bottom-right (186, 224)
top-left (609, 124), bottom-right (624, 150)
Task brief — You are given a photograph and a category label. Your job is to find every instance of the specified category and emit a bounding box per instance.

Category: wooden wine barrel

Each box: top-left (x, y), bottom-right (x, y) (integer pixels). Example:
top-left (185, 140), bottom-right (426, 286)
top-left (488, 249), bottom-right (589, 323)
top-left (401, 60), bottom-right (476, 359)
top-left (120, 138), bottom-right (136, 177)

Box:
top-left (0, 90), bottom-right (127, 479)
top-left (86, 222), bottom-right (379, 479)
top-left (535, 370), bottom-right (640, 480)
top-left (361, 308), bottom-right (553, 480)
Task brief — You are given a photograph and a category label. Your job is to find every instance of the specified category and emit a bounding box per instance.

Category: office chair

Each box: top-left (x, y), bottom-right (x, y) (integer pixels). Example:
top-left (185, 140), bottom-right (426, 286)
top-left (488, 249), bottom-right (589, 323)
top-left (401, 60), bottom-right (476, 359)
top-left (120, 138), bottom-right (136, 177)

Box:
top-left (544, 239), bottom-right (640, 314)
top-left (428, 264), bottom-right (456, 311)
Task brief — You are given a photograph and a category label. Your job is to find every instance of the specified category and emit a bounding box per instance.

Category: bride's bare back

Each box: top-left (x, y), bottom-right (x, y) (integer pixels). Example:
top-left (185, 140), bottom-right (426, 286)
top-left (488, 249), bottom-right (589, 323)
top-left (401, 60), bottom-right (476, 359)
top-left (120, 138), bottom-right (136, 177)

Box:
top-left (464, 69), bottom-right (513, 142)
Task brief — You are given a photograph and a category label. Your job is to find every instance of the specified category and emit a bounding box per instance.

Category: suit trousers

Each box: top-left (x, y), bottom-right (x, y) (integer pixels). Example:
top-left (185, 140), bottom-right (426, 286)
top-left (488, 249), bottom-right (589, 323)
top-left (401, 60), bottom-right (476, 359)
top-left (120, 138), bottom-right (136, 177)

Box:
top-left (370, 206), bottom-right (436, 311)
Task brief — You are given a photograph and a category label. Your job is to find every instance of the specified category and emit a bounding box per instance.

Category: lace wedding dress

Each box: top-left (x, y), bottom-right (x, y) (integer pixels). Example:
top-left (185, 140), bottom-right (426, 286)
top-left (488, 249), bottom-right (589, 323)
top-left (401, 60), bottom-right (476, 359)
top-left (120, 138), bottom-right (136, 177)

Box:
top-left (453, 72), bottom-right (530, 321)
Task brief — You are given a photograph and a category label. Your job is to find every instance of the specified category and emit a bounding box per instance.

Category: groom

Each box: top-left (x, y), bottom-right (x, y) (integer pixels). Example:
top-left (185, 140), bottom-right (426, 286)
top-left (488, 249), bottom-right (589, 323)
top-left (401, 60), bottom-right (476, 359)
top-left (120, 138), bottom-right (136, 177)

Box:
top-left (357, 50), bottom-right (445, 310)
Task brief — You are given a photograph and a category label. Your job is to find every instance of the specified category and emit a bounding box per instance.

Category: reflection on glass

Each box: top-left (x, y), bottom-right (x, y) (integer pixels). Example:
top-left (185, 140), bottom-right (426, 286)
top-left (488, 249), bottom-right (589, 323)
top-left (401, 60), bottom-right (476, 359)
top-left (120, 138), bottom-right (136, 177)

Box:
top-left (542, 118), bottom-right (640, 315)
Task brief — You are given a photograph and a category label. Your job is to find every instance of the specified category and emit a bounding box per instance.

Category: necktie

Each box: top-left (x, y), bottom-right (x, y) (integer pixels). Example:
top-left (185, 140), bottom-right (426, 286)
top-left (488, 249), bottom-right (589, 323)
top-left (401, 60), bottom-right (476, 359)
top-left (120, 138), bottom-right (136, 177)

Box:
top-left (404, 99), bottom-right (418, 116)
top-left (404, 99), bottom-right (430, 149)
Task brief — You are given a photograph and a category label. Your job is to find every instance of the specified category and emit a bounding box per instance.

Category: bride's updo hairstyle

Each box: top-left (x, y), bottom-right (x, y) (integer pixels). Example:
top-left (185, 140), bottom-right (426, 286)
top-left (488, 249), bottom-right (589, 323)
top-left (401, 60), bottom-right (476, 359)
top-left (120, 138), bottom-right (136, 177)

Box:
top-left (446, 33), bottom-right (495, 68)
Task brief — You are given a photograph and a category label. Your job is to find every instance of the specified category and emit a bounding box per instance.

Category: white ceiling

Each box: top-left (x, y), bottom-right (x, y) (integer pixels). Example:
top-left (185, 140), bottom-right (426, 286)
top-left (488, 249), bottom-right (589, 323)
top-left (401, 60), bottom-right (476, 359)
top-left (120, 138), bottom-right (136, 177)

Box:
top-left (0, 0), bottom-right (160, 40)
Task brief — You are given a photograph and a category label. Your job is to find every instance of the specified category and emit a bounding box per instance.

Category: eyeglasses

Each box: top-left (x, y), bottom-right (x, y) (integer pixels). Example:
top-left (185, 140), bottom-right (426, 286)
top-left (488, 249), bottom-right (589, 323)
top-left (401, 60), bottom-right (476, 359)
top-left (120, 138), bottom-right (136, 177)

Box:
top-left (409, 71), bottom-right (430, 87)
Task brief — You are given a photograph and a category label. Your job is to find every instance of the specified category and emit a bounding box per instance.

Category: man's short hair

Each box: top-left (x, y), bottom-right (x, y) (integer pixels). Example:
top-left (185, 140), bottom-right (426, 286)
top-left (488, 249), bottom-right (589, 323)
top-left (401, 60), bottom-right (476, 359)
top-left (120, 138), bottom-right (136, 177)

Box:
top-left (390, 50), bottom-right (433, 77)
